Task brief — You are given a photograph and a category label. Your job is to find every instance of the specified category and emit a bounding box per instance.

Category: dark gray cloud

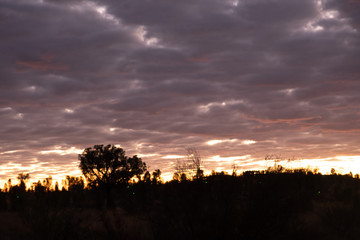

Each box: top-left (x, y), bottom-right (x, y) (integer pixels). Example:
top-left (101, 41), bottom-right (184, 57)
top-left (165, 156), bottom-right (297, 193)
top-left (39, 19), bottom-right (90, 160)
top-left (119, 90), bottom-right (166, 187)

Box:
top-left (0, 0), bottom-right (360, 182)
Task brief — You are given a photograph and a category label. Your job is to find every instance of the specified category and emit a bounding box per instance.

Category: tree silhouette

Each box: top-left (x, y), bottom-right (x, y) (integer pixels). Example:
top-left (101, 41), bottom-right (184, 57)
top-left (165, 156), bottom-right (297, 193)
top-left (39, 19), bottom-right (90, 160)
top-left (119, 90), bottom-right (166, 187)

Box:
top-left (152, 169), bottom-right (162, 184)
top-left (187, 148), bottom-right (201, 172)
top-left (17, 173), bottom-right (30, 182)
top-left (17, 173), bottom-right (30, 191)
top-left (79, 144), bottom-right (147, 206)
top-left (174, 148), bottom-right (203, 181)
top-left (143, 171), bottom-right (151, 183)
top-left (43, 176), bottom-right (53, 191)
top-left (64, 176), bottom-right (84, 192)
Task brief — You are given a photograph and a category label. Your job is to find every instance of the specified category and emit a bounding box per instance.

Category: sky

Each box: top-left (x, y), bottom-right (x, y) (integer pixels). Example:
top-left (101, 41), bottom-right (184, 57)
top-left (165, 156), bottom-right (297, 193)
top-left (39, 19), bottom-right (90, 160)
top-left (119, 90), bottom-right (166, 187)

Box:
top-left (1, 0), bottom-right (360, 184)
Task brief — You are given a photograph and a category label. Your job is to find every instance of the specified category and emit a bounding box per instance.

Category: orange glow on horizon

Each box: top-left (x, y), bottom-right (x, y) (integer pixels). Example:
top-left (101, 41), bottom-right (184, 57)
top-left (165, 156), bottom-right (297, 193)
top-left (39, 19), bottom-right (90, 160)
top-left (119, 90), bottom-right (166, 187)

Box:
top-left (1, 145), bottom-right (359, 189)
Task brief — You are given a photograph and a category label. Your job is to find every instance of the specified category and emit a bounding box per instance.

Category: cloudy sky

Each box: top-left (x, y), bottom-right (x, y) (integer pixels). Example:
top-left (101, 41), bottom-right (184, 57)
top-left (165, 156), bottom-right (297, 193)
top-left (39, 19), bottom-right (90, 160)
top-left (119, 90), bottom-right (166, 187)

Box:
top-left (1, 0), bottom-right (360, 183)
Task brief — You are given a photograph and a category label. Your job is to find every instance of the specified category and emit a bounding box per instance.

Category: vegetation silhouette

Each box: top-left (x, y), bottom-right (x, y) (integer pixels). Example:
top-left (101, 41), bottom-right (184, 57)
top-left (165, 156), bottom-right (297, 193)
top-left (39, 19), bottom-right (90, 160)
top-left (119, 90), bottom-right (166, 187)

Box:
top-left (79, 144), bottom-right (147, 208)
top-left (174, 147), bottom-right (204, 181)
top-left (1, 145), bottom-right (360, 239)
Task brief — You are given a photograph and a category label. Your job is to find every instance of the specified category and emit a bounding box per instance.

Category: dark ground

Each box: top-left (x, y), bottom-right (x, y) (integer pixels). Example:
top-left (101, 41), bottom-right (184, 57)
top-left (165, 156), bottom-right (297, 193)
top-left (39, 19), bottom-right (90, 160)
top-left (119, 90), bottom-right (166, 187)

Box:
top-left (1, 170), bottom-right (360, 240)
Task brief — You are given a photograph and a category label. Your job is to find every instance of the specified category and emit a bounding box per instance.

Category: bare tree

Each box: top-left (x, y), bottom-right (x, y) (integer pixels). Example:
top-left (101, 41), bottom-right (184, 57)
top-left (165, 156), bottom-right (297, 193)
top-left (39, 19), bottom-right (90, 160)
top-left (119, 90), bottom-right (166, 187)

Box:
top-left (232, 161), bottom-right (238, 176)
top-left (265, 154), bottom-right (301, 173)
top-left (173, 148), bottom-right (203, 180)
top-left (174, 159), bottom-right (189, 181)
top-left (186, 147), bottom-right (203, 179)
top-left (187, 148), bottom-right (201, 170)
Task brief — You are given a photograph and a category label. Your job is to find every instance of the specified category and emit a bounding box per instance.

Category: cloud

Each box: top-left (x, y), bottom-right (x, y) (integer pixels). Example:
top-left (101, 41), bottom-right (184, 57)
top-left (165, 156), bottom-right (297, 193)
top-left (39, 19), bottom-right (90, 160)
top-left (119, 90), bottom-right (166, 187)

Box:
top-left (0, 0), bottom-right (359, 182)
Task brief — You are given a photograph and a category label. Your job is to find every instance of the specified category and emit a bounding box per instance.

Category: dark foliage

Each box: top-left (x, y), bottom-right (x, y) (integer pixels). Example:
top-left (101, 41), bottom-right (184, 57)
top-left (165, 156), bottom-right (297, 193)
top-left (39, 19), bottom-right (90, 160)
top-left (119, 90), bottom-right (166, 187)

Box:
top-left (1, 169), bottom-right (360, 239)
top-left (79, 144), bottom-right (147, 208)
top-left (79, 144), bottom-right (147, 188)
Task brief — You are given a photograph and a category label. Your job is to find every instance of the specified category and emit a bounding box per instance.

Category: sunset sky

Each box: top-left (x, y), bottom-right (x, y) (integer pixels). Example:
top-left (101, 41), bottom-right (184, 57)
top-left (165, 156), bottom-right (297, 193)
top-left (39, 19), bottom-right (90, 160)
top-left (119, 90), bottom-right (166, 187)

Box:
top-left (1, 0), bottom-right (360, 184)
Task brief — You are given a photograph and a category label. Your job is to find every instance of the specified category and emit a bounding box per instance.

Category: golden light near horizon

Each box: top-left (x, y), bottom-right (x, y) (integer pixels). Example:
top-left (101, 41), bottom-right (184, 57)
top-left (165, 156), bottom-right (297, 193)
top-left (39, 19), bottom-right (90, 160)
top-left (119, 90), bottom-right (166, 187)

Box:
top-left (1, 0), bottom-right (360, 192)
top-left (263, 155), bottom-right (360, 175)
top-left (2, 148), bottom-right (360, 189)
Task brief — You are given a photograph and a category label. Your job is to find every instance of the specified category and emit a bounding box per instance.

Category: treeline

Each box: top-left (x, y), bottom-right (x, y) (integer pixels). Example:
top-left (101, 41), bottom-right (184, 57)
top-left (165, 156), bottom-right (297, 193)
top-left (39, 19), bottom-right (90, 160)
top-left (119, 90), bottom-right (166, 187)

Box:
top-left (1, 166), bottom-right (360, 239)
top-left (1, 144), bottom-right (360, 239)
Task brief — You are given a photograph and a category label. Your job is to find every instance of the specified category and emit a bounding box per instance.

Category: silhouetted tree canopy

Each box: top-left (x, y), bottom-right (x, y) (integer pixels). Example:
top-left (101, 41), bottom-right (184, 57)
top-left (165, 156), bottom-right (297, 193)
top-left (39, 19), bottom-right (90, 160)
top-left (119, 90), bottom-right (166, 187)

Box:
top-left (152, 169), bottom-right (162, 184)
top-left (64, 176), bottom-right (84, 192)
top-left (79, 144), bottom-right (147, 188)
top-left (17, 173), bottom-right (30, 182)
top-left (17, 173), bottom-right (30, 192)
